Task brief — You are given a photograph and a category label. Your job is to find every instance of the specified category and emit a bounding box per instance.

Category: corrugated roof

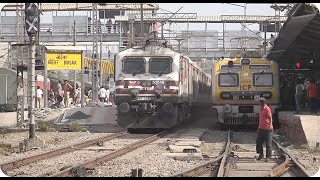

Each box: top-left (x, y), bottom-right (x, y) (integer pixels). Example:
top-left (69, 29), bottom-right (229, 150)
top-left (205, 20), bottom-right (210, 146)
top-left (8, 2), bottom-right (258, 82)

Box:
top-left (2, 3), bottom-right (159, 11)
top-left (267, 13), bottom-right (320, 68)
top-left (45, 46), bottom-right (86, 51)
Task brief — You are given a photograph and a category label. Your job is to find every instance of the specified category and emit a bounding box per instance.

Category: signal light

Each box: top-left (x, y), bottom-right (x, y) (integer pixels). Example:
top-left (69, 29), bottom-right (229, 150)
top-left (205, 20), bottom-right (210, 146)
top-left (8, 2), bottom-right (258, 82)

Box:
top-left (25, 3), bottom-right (39, 38)
top-left (296, 61), bottom-right (301, 69)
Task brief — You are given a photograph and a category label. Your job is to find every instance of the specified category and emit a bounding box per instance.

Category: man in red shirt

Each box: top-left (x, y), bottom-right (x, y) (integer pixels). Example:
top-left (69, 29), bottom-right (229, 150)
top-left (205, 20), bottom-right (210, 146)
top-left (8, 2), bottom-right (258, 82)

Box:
top-left (256, 97), bottom-right (273, 162)
top-left (308, 79), bottom-right (318, 114)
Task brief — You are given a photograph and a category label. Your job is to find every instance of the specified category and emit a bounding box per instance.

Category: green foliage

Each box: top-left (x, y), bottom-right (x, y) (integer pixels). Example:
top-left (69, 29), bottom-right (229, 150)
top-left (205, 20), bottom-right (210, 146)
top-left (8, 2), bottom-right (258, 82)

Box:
top-left (70, 122), bottom-right (82, 132)
top-left (39, 122), bottom-right (50, 132)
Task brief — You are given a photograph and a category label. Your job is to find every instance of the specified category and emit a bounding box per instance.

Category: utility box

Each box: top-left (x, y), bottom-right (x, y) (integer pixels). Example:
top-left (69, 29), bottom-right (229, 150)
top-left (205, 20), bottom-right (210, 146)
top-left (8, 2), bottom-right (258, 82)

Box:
top-left (0, 68), bottom-right (17, 111)
top-left (0, 68), bottom-right (27, 112)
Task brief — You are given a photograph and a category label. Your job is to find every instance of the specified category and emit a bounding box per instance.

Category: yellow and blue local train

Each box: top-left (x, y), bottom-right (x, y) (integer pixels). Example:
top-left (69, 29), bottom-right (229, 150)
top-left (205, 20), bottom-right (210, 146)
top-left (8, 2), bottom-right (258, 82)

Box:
top-left (212, 56), bottom-right (280, 127)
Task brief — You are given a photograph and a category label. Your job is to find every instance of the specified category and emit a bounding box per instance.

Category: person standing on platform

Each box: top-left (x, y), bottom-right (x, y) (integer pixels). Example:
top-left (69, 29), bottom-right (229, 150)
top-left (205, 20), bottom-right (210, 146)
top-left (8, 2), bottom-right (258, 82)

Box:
top-left (108, 50), bottom-right (111, 59)
top-left (98, 85), bottom-right (108, 102)
top-left (36, 86), bottom-right (43, 109)
top-left (74, 84), bottom-right (81, 107)
top-left (57, 80), bottom-right (64, 108)
top-left (295, 79), bottom-right (304, 114)
top-left (105, 85), bottom-right (110, 104)
top-left (63, 80), bottom-right (73, 108)
top-left (107, 19), bottom-right (112, 33)
top-left (256, 97), bottom-right (273, 162)
top-left (308, 79), bottom-right (318, 114)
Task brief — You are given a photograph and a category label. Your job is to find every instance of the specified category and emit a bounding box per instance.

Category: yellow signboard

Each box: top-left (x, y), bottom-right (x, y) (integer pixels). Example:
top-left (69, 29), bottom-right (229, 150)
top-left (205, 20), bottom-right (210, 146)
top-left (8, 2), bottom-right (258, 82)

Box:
top-left (47, 52), bottom-right (82, 70)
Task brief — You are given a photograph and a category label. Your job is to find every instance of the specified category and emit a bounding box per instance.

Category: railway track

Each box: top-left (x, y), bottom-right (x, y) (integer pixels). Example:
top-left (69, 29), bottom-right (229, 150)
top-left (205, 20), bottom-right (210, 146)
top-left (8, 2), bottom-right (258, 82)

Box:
top-left (1, 128), bottom-right (176, 177)
top-left (172, 131), bottom-right (310, 177)
top-left (50, 129), bottom-right (174, 177)
top-left (0, 131), bottom-right (128, 176)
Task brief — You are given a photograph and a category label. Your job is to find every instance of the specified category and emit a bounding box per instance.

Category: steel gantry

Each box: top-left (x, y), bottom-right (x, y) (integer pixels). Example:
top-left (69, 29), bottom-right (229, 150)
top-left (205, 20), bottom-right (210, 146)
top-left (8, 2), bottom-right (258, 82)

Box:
top-left (91, 3), bottom-right (99, 102)
top-left (15, 3), bottom-right (26, 127)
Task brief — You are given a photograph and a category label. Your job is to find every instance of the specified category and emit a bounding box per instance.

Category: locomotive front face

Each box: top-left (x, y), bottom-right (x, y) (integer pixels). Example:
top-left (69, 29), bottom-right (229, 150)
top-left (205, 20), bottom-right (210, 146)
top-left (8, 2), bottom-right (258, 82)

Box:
top-left (115, 53), bottom-right (180, 113)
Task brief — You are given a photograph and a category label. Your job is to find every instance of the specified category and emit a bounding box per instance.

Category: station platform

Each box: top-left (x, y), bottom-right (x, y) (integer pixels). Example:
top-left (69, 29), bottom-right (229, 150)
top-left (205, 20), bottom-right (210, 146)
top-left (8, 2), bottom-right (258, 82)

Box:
top-left (278, 111), bottom-right (320, 148)
top-left (54, 106), bottom-right (124, 133)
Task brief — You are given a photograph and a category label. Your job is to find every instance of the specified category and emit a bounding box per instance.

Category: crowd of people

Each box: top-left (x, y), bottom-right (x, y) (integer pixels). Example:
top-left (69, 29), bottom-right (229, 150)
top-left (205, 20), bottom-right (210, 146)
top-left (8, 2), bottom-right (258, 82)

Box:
top-left (44, 80), bottom-right (113, 109)
top-left (280, 75), bottom-right (319, 114)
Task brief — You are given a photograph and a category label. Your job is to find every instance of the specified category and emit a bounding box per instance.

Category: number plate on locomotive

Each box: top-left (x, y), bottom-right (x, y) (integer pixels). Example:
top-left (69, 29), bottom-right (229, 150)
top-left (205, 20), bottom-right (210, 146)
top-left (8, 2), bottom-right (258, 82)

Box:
top-left (136, 96), bottom-right (153, 101)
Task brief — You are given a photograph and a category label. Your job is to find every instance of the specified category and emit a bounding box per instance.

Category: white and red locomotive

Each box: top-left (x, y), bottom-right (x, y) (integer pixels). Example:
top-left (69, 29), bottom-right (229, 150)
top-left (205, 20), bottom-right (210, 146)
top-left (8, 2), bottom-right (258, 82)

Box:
top-left (114, 42), bottom-right (211, 129)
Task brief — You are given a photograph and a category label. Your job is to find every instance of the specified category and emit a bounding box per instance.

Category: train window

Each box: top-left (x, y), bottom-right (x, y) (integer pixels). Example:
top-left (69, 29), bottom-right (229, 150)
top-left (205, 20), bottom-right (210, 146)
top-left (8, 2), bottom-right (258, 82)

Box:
top-left (122, 57), bottom-right (145, 75)
top-left (218, 73), bottom-right (239, 87)
top-left (253, 73), bottom-right (273, 87)
top-left (149, 57), bottom-right (173, 75)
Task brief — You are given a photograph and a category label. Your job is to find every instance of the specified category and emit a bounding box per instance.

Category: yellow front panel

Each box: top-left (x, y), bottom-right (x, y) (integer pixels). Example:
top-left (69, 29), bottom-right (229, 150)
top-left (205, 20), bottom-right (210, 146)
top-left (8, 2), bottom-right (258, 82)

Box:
top-left (213, 58), bottom-right (279, 105)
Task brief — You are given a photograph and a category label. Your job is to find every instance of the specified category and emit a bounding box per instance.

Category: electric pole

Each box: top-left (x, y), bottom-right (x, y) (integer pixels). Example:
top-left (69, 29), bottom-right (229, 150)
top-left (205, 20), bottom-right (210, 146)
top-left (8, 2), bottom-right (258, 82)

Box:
top-left (140, 3), bottom-right (144, 37)
top-left (100, 26), bottom-right (103, 87)
top-left (73, 20), bottom-right (77, 94)
top-left (91, 3), bottom-right (99, 102)
top-left (16, 3), bottom-right (25, 127)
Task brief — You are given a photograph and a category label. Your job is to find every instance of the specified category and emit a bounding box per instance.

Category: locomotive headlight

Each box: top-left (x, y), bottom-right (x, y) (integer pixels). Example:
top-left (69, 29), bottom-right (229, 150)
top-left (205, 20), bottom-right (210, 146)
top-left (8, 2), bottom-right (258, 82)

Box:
top-left (261, 92), bottom-right (272, 99)
top-left (220, 92), bottom-right (232, 99)
top-left (146, 81), bottom-right (151, 87)
top-left (119, 102), bottom-right (130, 113)
top-left (141, 81), bottom-right (147, 87)
top-left (223, 104), bottom-right (232, 113)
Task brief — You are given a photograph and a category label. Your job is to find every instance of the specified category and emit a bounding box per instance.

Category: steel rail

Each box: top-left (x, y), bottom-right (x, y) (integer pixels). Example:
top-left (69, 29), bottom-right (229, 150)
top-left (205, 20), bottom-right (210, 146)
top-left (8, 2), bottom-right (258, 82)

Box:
top-left (50, 130), bottom-right (173, 177)
top-left (171, 130), bottom-right (231, 177)
top-left (0, 131), bottom-right (128, 172)
top-left (172, 131), bottom-right (309, 177)
top-left (262, 154), bottom-right (290, 177)
top-left (217, 130), bottom-right (231, 177)
top-left (261, 139), bottom-right (310, 177)
top-left (172, 154), bottom-right (224, 177)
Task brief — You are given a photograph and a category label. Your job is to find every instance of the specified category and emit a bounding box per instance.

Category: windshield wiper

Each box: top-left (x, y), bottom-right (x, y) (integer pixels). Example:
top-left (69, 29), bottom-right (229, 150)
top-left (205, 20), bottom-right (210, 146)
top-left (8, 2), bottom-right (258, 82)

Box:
top-left (227, 72), bottom-right (236, 83)
top-left (256, 71), bottom-right (265, 81)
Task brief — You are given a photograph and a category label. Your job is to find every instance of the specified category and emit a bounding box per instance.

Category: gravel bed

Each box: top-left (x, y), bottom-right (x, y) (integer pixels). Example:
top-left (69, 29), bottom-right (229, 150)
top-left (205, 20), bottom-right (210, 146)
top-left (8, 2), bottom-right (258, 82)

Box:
top-left (273, 131), bottom-right (320, 176)
top-left (90, 128), bottom-right (211, 177)
top-left (200, 130), bottom-right (228, 155)
top-left (6, 134), bottom-right (150, 177)
top-left (0, 132), bottom-right (114, 163)
top-left (232, 131), bottom-right (257, 152)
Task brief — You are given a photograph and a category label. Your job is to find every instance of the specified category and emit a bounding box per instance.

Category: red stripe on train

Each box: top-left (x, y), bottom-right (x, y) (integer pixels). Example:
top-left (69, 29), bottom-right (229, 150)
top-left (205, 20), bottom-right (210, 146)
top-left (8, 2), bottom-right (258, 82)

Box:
top-left (115, 80), bottom-right (179, 86)
top-left (116, 89), bottom-right (178, 95)
top-left (116, 80), bottom-right (125, 86)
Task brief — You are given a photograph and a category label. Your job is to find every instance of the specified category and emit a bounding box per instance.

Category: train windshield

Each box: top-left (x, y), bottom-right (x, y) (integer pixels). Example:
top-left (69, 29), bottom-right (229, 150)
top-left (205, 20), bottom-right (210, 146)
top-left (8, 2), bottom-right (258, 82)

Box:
top-left (253, 73), bottom-right (273, 87)
top-left (122, 57), bottom-right (145, 75)
top-left (149, 57), bottom-right (173, 75)
top-left (218, 73), bottom-right (239, 87)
